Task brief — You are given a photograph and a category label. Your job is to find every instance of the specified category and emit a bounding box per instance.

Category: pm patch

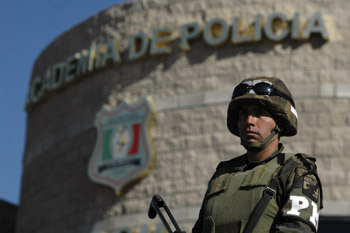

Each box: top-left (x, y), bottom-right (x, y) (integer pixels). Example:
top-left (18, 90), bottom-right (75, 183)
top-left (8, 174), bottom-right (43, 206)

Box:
top-left (302, 176), bottom-right (319, 203)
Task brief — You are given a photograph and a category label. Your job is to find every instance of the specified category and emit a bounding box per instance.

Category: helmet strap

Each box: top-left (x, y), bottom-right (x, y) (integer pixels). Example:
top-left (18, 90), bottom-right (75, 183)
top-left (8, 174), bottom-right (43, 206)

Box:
top-left (241, 125), bottom-right (280, 151)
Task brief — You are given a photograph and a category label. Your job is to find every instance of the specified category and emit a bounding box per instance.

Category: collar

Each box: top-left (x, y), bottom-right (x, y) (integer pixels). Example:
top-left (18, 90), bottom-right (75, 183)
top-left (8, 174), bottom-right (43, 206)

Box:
top-left (243, 143), bottom-right (284, 170)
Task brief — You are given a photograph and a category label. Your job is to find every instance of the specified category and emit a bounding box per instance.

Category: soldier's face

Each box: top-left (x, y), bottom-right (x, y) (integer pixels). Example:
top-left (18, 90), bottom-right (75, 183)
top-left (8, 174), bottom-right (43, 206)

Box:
top-left (237, 105), bottom-right (277, 143)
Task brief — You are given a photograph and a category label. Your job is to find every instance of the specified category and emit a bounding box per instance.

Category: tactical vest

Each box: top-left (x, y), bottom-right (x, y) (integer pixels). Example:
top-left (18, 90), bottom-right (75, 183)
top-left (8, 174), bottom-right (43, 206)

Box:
top-left (201, 153), bottom-right (295, 233)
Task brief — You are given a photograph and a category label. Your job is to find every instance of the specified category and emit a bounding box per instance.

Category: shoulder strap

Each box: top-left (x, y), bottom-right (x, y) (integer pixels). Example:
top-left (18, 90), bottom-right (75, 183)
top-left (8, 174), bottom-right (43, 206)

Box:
top-left (242, 172), bottom-right (280, 233)
top-left (242, 153), bottom-right (285, 233)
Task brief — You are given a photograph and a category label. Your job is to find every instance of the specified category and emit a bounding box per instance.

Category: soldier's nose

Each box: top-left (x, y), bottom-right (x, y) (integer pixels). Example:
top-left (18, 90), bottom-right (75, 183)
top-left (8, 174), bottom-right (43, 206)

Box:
top-left (246, 114), bottom-right (256, 124)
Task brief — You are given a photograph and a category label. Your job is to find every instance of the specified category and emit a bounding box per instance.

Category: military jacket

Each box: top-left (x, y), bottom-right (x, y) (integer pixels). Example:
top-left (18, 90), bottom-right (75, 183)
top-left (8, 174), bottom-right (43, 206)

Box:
top-left (192, 145), bottom-right (322, 233)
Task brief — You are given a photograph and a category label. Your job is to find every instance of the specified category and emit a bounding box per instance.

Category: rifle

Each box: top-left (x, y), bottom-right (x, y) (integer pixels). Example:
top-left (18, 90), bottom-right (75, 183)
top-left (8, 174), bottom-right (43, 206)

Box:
top-left (148, 194), bottom-right (186, 233)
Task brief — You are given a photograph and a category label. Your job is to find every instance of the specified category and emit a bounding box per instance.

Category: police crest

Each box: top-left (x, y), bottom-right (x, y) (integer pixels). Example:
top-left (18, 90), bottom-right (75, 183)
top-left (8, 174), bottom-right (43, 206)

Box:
top-left (88, 97), bottom-right (156, 195)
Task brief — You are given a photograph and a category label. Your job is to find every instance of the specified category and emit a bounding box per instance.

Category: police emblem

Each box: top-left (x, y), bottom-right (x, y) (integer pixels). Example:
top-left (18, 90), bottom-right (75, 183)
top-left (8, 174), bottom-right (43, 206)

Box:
top-left (88, 97), bottom-right (156, 195)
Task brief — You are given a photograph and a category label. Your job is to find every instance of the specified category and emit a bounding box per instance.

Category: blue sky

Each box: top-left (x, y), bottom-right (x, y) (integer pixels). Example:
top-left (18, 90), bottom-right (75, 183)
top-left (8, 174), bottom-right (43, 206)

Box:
top-left (0, 0), bottom-right (126, 205)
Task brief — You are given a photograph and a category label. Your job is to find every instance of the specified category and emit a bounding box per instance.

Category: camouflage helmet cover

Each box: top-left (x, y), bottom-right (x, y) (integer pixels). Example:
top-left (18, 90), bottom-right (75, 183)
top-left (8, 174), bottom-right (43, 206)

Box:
top-left (227, 77), bottom-right (298, 137)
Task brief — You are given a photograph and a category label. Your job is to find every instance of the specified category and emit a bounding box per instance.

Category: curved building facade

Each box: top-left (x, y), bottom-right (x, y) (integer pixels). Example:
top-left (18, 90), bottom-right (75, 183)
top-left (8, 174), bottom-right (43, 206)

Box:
top-left (18, 0), bottom-right (350, 232)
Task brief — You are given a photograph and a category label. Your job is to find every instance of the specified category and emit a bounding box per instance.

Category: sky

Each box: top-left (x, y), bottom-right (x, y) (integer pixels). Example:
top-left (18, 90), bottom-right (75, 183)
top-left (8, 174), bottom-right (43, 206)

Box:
top-left (0, 0), bottom-right (126, 205)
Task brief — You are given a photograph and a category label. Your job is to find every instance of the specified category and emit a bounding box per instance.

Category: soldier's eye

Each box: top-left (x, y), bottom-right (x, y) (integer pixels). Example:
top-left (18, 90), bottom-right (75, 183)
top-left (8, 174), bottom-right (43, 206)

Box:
top-left (239, 109), bottom-right (248, 117)
top-left (255, 109), bottom-right (269, 117)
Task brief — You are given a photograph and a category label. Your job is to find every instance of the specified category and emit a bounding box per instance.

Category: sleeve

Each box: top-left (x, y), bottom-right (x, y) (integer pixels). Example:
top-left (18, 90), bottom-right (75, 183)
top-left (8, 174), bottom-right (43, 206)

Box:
top-left (274, 161), bottom-right (323, 233)
top-left (192, 164), bottom-right (223, 233)
top-left (192, 205), bottom-right (204, 233)
top-left (192, 177), bottom-right (212, 233)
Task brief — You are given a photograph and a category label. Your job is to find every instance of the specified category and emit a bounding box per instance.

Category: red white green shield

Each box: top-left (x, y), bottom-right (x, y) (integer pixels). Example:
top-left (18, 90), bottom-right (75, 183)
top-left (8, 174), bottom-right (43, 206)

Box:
top-left (88, 98), bottom-right (156, 195)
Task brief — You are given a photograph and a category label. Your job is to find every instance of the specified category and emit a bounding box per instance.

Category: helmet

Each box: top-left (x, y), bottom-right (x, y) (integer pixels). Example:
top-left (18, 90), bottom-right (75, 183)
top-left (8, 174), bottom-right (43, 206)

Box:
top-left (227, 77), bottom-right (298, 137)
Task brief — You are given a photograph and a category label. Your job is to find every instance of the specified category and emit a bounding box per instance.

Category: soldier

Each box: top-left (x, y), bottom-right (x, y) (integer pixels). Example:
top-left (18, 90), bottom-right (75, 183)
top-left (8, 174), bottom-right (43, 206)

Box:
top-left (192, 77), bottom-right (322, 233)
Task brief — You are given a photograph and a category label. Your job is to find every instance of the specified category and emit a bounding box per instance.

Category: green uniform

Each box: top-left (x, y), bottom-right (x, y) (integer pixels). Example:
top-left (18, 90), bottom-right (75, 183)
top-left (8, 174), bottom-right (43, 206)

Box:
top-left (192, 144), bottom-right (322, 233)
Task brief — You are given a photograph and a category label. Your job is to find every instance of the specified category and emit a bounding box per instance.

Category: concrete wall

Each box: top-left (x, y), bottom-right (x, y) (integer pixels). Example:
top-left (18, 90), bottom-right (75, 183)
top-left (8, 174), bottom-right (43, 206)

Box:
top-left (17, 0), bottom-right (350, 232)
